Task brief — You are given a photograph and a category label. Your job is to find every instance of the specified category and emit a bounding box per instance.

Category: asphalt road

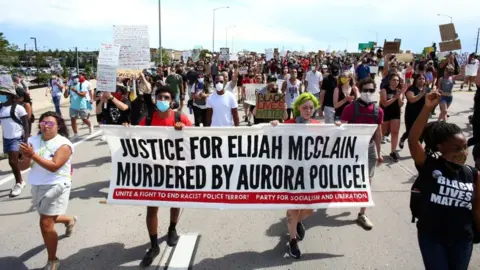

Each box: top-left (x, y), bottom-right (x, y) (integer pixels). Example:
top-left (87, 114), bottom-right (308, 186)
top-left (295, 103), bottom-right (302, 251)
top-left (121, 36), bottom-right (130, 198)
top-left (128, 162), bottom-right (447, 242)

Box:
top-left (0, 78), bottom-right (479, 270)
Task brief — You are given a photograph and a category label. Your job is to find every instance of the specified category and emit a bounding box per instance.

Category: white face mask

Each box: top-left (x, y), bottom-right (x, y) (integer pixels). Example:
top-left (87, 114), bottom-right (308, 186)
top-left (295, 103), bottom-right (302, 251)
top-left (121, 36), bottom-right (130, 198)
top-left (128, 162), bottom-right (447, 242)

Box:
top-left (198, 78), bottom-right (204, 83)
top-left (215, 82), bottom-right (224, 92)
top-left (360, 92), bottom-right (373, 103)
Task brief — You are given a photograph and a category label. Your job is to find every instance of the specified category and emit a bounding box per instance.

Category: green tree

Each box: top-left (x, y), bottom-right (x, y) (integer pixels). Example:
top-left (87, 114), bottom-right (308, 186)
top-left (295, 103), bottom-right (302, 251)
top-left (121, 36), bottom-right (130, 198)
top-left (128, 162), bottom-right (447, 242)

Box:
top-left (0, 32), bottom-right (19, 66)
top-left (200, 49), bottom-right (212, 59)
top-left (154, 50), bottom-right (171, 66)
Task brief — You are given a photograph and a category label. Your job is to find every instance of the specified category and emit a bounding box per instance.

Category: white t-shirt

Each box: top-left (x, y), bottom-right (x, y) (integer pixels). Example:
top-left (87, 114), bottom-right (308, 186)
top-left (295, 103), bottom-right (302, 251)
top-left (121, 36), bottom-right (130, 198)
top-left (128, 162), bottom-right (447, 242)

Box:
top-left (305, 71), bottom-right (323, 94)
top-left (225, 81), bottom-right (237, 97)
top-left (28, 134), bottom-right (74, 186)
top-left (0, 104), bottom-right (27, 139)
top-left (206, 91), bottom-right (238, 127)
top-left (466, 59), bottom-right (479, 77)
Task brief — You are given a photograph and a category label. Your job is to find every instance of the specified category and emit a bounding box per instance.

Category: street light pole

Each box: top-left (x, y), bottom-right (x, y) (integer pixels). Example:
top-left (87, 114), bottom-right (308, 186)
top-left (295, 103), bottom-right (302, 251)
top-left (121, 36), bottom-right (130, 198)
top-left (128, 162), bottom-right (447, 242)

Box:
top-left (30, 37), bottom-right (38, 75)
top-left (476, 28), bottom-right (479, 54)
top-left (212, 6), bottom-right (229, 53)
top-left (158, 0), bottom-right (163, 66)
top-left (437, 13), bottom-right (453, 23)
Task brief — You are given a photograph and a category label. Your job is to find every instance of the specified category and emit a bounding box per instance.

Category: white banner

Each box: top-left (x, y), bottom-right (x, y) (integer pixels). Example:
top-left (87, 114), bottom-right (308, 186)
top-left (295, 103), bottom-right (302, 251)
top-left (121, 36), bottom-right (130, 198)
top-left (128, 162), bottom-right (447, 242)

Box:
top-left (244, 83), bottom-right (265, 105)
top-left (102, 124), bottom-right (377, 209)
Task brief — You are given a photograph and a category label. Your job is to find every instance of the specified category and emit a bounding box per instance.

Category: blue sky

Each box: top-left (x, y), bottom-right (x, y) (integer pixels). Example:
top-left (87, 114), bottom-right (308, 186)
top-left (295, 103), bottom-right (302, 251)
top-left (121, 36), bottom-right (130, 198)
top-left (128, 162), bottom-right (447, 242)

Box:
top-left (0, 0), bottom-right (478, 54)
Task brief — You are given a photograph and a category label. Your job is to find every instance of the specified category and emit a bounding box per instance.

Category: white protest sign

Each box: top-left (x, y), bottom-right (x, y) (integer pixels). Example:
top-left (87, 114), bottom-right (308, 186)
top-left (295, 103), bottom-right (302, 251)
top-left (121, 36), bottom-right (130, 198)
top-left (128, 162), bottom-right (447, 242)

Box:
top-left (113, 25), bottom-right (150, 71)
top-left (265, 49), bottom-right (274, 61)
top-left (369, 66), bottom-right (379, 74)
top-left (182, 51), bottom-right (192, 61)
top-left (229, 54), bottom-right (238, 62)
top-left (98, 43), bottom-right (121, 66)
top-left (244, 83), bottom-right (265, 105)
top-left (96, 65), bottom-right (118, 92)
top-left (102, 124), bottom-right (376, 209)
top-left (0, 75), bottom-right (14, 90)
top-left (220, 48), bottom-right (229, 61)
top-left (239, 66), bottom-right (249, 75)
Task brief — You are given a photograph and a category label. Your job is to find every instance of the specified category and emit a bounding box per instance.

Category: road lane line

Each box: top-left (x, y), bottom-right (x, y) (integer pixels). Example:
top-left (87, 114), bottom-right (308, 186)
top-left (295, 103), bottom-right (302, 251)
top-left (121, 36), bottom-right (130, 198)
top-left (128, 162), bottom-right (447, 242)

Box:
top-left (166, 233), bottom-right (199, 270)
top-left (158, 245), bottom-right (173, 270)
top-left (0, 130), bottom-right (102, 187)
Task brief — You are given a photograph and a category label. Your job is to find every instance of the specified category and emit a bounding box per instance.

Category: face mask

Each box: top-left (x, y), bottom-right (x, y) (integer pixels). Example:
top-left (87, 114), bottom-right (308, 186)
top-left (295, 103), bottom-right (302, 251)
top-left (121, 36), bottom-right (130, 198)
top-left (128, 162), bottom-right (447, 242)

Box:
top-left (310, 66), bottom-right (316, 71)
top-left (198, 78), bottom-right (204, 83)
top-left (0, 95), bottom-right (7, 103)
top-left (229, 64), bottom-right (233, 69)
top-left (360, 92), bottom-right (373, 103)
top-left (340, 77), bottom-right (349, 85)
top-left (443, 149), bottom-right (468, 166)
top-left (215, 83), bottom-right (224, 92)
top-left (156, 100), bottom-right (170, 112)
top-left (331, 70), bottom-right (339, 77)
top-left (74, 78), bottom-right (79, 84)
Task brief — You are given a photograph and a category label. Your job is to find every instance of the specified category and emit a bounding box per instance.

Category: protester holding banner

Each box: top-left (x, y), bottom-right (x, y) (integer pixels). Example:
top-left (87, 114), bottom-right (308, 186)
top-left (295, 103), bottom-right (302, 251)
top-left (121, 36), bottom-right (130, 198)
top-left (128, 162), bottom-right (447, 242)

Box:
top-left (270, 92), bottom-right (320, 259)
top-left (135, 85), bottom-right (192, 266)
top-left (408, 91), bottom-right (480, 270)
top-left (340, 78), bottom-right (383, 230)
top-left (380, 73), bottom-right (404, 162)
top-left (18, 111), bottom-right (76, 270)
top-left (333, 72), bottom-right (358, 119)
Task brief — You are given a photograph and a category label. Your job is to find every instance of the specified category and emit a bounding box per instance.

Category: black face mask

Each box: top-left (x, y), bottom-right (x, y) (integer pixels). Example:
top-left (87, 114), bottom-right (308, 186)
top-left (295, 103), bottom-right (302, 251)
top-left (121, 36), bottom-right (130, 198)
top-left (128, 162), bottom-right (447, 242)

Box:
top-left (331, 69), bottom-right (339, 76)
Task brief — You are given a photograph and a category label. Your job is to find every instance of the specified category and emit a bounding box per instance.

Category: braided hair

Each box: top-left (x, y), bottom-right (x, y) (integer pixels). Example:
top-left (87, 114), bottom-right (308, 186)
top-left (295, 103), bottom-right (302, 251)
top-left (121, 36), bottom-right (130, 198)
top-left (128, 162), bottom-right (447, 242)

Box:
top-left (422, 121), bottom-right (462, 157)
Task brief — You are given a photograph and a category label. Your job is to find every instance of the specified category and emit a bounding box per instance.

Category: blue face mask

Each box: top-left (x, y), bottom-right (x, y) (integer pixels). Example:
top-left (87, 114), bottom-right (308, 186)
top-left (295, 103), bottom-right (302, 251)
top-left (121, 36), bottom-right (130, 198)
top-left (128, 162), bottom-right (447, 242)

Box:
top-left (0, 95), bottom-right (7, 103)
top-left (156, 100), bottom-right (170, 112)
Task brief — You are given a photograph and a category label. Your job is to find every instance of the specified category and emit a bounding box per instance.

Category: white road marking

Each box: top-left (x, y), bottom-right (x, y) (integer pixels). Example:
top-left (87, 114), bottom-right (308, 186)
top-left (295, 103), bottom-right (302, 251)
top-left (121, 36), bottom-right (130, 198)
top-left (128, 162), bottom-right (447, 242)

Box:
top-left (150, 240), bottom-right (169, 270)
top-left (166, 233), bottom-right (199, 270)
top-left (158, 245), bottom-right (173, 269)
top-left (0, 130), bottom-right (102, 187)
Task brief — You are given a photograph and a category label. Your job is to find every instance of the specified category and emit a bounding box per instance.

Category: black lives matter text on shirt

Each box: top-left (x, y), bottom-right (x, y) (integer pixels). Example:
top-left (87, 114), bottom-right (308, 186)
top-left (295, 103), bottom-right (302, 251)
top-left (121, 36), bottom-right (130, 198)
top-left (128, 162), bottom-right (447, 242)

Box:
top-left (116, 135), bottom-right (366, 191)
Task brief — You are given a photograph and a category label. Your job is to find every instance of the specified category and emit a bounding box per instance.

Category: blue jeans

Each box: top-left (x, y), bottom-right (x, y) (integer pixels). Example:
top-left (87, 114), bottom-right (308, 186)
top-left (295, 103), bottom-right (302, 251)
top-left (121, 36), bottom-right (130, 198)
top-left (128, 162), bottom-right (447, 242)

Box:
top-left (52, 95), bottom-right (61, 115)
top-left (418, 231), bottom-right (473, 270)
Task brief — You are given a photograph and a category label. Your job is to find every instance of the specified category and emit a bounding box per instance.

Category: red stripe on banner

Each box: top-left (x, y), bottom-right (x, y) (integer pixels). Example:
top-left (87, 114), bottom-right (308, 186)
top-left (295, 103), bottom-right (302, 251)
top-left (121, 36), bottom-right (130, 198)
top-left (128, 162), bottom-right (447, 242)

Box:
top-left (112, 189), bottom-right (369, 204)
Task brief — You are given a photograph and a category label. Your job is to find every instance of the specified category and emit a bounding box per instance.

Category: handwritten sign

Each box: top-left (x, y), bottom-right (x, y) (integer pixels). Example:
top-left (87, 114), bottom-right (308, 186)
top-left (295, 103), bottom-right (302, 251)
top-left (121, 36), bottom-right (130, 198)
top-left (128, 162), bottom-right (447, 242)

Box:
top-left (255, 93), bottom-right (285, 119)
top-left (439, 40), bottom-right (462, 52)
top-left (96, 65), bottom-right (118, 93)
top-left (439, 23), bottom-right (458, 41)
top-left (220, 48), bottom-right (229, 61)
top-left (383, 41), bottom-right (401, 54)
top-left (0, 75), bottom-right (13, 90)
top-left (98, 43), bottom-right (121, 66)
top-left (113, 25), bottom-right (150, 72)
top-left (244, 84), bottom-right (265, 105)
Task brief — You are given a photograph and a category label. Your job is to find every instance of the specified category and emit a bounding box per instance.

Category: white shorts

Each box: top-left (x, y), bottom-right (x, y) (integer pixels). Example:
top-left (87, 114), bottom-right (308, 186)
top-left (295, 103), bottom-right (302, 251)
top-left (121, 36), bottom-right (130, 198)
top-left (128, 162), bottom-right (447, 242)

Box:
top-left (31, 182), bottom-right (72, 216)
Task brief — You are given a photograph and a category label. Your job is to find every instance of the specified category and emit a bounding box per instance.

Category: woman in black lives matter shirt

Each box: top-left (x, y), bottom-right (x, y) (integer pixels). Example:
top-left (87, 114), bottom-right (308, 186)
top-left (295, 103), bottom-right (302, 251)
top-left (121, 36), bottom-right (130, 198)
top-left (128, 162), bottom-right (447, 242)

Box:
top-left (408, 89), bottom-right (480, 270)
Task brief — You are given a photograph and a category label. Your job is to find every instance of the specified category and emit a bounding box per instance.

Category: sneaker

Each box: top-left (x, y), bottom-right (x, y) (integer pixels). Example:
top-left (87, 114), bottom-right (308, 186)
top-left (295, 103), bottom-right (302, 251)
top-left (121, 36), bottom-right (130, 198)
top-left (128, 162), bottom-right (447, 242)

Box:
top-left (296, 222), bottom-right (306, 241)
top-left (44, 258), bottom-right (60, 270)
top-left (389, 152), bottom-right (399, 162)
top-left (381, 136), bottom-right (386, 144)
top-left (167, 228), bottom-right (179, 247)
top-left (357, 213), bottom-right (374, 230)
top-left (10, 182), bottom-right (26, 197)
top-left (71, 134), bottom-right (79, 141)
top-left (288, 239), bottom-right (301, 259)
top-left (65, 216), bottom-right (78, 237)
top-left (140, 247), bottom-right (160, 267)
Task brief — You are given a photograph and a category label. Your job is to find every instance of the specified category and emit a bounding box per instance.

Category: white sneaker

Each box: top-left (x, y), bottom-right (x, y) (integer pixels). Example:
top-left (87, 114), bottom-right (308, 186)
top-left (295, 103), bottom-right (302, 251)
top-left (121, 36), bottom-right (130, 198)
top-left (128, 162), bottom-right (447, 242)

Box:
top-left (71, 134), bottom-right (79, 141)
top-left (10, 182), bottom-right (26, 197)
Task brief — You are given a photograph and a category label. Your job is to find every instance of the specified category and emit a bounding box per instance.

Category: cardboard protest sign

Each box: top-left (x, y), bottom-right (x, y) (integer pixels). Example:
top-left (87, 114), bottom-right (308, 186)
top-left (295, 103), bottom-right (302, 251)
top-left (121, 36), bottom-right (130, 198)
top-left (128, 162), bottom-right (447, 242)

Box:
top-left (439, 23), bottom-right (458, 41)
top-left (395, 53), bottom-right (414, 63)
top-left (255, 93), bottom-right (285, 119)
top-left (383, 41), bottom-right (401, 54)
top-left (102, 124), bottom-right (377, 209)
top-left (439, 40), bottom-right (462, 52)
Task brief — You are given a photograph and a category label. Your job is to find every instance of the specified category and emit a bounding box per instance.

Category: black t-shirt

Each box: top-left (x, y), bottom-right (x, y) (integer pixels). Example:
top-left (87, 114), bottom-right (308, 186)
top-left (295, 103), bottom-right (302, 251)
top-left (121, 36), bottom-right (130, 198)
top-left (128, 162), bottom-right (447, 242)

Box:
top-left (405, 86), bottom-right (426, 116)
top-left (415, 156), bottom-right (476, 240)
top-left (102, 97), bottom-right (131, 125)
top-left (321, 75), bottom-right (337, 108)
top-left (186, 70), bottom-right (199, 85)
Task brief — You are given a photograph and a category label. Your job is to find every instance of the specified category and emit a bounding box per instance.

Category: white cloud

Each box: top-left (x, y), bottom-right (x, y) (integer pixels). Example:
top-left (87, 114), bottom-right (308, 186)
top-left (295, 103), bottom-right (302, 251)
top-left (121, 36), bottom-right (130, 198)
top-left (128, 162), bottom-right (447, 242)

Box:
top-left (0, 0), bottom-right (479, 52)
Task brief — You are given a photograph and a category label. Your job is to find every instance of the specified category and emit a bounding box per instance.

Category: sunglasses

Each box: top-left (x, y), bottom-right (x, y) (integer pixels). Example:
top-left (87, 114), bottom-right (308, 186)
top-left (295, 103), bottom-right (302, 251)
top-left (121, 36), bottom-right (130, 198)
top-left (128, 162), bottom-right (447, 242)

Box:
top-left (157, 95), bottom-right (171, 101)
top-left (301, 106), bottom-right (314, 111)
top-left (40, 121), bottom-right (56, 127)
top-left (361, 88), bottom-right (376, 93)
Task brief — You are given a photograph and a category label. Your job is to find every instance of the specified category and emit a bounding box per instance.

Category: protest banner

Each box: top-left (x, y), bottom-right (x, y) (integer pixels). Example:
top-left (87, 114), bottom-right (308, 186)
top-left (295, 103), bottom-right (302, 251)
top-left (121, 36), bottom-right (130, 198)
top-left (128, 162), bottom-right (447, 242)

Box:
top-left (439, 23), bottom-right (458, 41)
top-left (439, 40), bottom-right (462, 52)
top-left (244, 83), bottom-right (265, 105)
top-left (255, 93), bottom-right (285, 119)
top-left (113, 25), bottom-right (150, 75)
top-left (102, 124), bottom-right (377, 209)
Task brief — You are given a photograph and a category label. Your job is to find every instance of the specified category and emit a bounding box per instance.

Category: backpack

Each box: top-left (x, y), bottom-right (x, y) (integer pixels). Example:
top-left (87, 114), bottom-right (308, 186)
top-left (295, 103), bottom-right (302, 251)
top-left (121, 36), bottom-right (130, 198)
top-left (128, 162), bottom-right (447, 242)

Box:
top-left (0, 103), bottom-right (23, 126)
top-left (350, 100), bottom-right (379, 123)
top-left (410, 164), bottom-right (480, 244)
top-left (145, 109), bottom-right (182, 126)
